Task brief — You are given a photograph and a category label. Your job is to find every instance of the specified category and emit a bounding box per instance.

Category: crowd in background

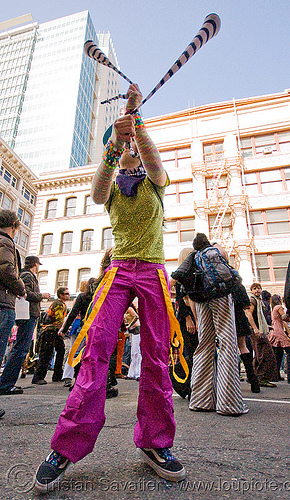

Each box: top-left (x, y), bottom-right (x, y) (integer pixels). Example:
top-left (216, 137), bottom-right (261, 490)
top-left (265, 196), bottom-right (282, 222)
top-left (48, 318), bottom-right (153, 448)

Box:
top-left (0, 214), bottom-right (289, 415)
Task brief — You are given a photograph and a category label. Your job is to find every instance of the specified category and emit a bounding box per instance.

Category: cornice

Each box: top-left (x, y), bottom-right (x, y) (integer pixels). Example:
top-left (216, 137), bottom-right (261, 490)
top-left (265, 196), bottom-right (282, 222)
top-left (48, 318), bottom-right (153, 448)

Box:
top-left (33, 164), bottom-right (98, 190)
top-left (0, 142), bottom-right (38, 187)
top-left (145, 91), bottom-right (290, 127)
top-left (34, 174), bottom-right (95, 190)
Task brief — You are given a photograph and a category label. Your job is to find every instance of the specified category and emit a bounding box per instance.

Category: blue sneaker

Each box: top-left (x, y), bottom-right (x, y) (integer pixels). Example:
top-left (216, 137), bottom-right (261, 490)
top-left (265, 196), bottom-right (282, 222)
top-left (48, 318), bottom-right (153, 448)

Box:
top-left (35, 450), bottom-right (71, 492)
top-left (137, 447), bottom-right (185, 481)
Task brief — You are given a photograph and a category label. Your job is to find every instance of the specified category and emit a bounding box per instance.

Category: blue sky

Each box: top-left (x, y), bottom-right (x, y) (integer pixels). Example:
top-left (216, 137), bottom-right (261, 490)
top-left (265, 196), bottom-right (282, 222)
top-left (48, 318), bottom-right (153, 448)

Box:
top-left (2, 0), bottom-right (290, 118)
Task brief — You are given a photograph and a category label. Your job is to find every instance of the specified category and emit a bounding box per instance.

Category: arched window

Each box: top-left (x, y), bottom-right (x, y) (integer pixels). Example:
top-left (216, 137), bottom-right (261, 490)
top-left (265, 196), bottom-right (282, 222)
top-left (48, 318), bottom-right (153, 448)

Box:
top-left (65, 197), bottom-right (77, 217)
top-left (60, 232), bottom-right (73, 253)
top-left (38, 271), bottom-right (48, 293)
top-left (56, 269), bottom-right (69, 290)
top-left (81, 229), bottom-right (93, 251)
top-left (46, 199), bottom-right (57, 219)
top-left (102, 227), bottom-right (114, 249)
top-left (84, 194), bottom-right (103, 214)
top-left (41, 233), bottom-right (53, 255)
top-left (77, 268), bottom-right (91, 291)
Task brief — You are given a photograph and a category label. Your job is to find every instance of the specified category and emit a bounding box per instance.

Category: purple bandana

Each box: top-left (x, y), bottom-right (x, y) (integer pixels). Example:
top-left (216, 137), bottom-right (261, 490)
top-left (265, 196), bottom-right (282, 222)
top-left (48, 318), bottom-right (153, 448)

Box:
top-left (116, 165), bottom-right (146, 197)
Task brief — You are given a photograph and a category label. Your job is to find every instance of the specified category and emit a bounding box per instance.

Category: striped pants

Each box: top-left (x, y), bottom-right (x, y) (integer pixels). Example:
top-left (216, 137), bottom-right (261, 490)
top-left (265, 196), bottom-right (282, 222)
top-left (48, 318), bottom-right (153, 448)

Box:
top-left (189, 295), bottom-right (247, 414)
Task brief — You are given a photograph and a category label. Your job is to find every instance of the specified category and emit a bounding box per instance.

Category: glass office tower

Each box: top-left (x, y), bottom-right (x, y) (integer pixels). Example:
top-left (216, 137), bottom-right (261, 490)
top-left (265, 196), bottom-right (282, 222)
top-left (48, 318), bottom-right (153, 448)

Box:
top-left (0, 11), bottom-right (120, 175)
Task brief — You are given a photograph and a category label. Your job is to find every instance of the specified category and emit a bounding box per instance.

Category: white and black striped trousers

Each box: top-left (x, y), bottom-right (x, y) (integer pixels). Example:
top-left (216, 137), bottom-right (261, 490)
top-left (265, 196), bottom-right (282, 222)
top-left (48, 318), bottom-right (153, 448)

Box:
top-left (189, 295), bottom-right (248, 414)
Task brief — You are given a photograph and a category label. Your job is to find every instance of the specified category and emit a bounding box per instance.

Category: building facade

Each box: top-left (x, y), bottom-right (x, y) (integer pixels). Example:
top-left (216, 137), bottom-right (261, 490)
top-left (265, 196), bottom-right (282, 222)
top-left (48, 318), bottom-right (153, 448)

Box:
top-left (30, 165), bottom-right (111, 296)
top-left (0, 11), bottom-right (120, 175)
top-left (148, 89), bottom-right (290, 292)
top-left (0, 136), bottom-right (37, 261)
top-left (29, 89), bottom-right (290, 296)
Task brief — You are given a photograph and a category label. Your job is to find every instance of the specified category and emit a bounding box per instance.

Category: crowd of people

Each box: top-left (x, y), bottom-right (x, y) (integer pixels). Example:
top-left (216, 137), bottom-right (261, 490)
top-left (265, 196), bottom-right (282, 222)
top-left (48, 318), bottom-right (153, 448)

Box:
top-left (0, 83), bottom-right (289, 492)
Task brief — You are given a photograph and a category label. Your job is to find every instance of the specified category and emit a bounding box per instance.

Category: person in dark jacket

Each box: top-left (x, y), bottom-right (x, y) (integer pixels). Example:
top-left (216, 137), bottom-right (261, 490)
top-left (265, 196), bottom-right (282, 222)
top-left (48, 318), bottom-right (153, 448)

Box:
top-left (32, 287), bottom-right (69, 384)
top-left (59, 277), bottom-right (97, 388)
top-left (0, 255), bottom-right (50, 395)
top-left (0, 210), bottom-right (26, 370)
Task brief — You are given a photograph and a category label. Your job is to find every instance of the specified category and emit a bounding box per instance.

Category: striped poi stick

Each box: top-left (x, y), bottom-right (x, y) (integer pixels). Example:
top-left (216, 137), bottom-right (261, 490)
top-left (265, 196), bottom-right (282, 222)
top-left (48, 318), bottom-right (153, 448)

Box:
top-left (136, 13), bottom-right (221, 112)
top-left (84, 13), bottom-right (221, 110)
top-left (84, 41), bottom-right (133, 94)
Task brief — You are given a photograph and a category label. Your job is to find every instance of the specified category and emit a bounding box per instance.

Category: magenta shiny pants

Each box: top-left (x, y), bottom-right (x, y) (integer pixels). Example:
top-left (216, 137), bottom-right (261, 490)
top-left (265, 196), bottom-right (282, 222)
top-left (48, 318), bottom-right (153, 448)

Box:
top-left (51, 260), bottom-right (176, 462)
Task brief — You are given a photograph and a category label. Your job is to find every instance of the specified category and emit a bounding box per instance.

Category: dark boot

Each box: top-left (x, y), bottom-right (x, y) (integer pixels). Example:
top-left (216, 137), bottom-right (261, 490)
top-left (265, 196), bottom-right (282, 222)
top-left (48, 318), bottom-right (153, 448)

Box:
top-left (240, 352), bottom-right (260, 393)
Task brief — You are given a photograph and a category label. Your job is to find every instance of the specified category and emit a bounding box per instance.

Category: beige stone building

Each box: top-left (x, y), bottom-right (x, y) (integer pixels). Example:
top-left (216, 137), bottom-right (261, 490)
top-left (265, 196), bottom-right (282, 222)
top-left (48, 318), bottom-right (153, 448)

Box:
top-left (29, 89), bottom-right (290, 296)
top-left (0, 136), bottom-right (37, 261)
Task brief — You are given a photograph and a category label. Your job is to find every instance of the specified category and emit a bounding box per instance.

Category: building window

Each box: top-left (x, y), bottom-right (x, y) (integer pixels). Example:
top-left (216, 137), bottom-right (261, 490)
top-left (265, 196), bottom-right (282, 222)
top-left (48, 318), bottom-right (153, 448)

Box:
top-left (240, 130), bottom-right (290, 157)
top-left (177, 181), bottom-right (193, 204)
top-left (206, 175), bottom-right (228, 199)
top-left (17, 206), bottom-right (31, 227)
top-left (249, 209), bottom-right (290, 236)
top-left (164, 184), bottom-right (177, 208)
top-left (163, 218), bottom-right (195, 245)
top-left (19, 232), bottom-right (28, 249)
top-left (2, 194), bottom-right (12, 210)
top-left (46, 199), bottom-right (57, 219)
top-left (65, 197), bottom-right (77, 217)
top-left (60, 232), bottom-right (73, 253)
top-left (41, 233), bottom-right (53, 255)
top-left (244, 172), bottom-right (259, 196)
top-left (180, 218), bottom-right (195, 242)
top-left (77, 268), bottom-right (91, 290)
top-left (0, 165), bottom-right (16, 187)
top-left (285, 167), bottom-right (290, 190)
top-left (244, 169), bottom-right (287, 195)
top-left (23, 211), bottom-right (31, 227)
top-left (81, 230), bottom-right (93, 251)
top-left (260, 170), bottom-right (284, 195)
top-left (84, 194), bottom-right (102, 214)
top-left (102, 227), bottom-right (114, 249)
top-left (56, 269), bottom-right (69, 290)
top-left (163, 220), bottom-right (179, 246)
top-left (17, 207), bottom-right (23, 223)
top-left (159, 147), bottom-right (191, 172)
top-left (38, 271), bottom-right (48, 293)
top-left (254, 253), bottom-right (289, 282)
top-left (203, 141), bottom-right (224, 163)
top-left (21, 185), bottom-right (35, 205)
top-left (209, 213), bottom-right (232, 239)
top-left (164, 180), bottom-right (193, 207)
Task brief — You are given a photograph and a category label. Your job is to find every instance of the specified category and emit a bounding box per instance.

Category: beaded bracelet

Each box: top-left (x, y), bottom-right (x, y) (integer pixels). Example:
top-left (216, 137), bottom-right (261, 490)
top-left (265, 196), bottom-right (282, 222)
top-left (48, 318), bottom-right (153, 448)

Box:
top-left (102, 140), bottom-right (124, 169)
top-left (134, 112), bottom-right (145, 130)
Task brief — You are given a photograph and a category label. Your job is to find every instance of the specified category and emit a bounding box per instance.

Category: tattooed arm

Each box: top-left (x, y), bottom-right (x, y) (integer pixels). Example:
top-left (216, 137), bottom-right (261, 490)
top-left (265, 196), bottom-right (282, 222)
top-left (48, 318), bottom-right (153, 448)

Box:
top-left (126, 84), bottom-right (167, 187)
top-left (91, 83), bottom-right (166, 204)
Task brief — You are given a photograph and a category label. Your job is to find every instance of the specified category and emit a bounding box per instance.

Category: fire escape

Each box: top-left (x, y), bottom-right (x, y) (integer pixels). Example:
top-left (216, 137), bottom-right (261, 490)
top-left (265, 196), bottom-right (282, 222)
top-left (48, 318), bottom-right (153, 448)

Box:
top-left (193, 153), bottom-right (252, 265)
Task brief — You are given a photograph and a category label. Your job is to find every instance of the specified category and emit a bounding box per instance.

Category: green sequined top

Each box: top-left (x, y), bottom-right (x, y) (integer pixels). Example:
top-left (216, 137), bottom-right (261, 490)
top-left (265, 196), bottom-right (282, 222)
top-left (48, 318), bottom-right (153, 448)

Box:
top-left (105, 174), bottom-right (169, 264)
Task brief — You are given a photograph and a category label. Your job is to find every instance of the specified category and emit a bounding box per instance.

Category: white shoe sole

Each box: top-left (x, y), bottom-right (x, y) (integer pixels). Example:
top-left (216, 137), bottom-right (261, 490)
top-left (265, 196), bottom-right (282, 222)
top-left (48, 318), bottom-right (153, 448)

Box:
top-left (34, 461), bottom-right (71, 493)
top-left (137, 448), bottom-right (186, 482)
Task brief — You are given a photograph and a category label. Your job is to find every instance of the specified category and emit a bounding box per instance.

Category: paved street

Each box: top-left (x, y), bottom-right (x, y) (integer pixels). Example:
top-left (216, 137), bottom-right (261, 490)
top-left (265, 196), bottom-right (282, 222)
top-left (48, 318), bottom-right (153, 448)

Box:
top-left (0, 371), bottom-right (289, 500)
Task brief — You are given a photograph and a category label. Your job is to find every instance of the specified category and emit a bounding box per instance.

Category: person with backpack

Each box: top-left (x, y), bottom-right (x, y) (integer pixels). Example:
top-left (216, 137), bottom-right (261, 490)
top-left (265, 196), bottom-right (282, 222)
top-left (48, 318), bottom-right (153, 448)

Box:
top-left (188, 233), bottom-right (248, 416)
top-left (32, 287), bottom-right (70, 385)
top-left (35, 84), bottom-right (185, 492)
top-left (0, 255), bottom-right (50, 395)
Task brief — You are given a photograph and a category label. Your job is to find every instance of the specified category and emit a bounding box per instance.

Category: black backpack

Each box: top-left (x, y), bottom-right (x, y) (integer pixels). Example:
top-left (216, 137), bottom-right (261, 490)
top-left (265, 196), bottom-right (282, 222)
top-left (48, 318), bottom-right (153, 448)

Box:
top-left (171, 251), bottom-right (207, 302)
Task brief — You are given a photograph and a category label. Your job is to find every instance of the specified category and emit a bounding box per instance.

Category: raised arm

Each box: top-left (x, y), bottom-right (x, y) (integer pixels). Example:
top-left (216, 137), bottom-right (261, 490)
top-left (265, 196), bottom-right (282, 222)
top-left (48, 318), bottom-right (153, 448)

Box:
top-left (90, 126), bottom-right (126, 205)
top-left (91, 84), bottom-right (167, 205)
top-left (126, 85), bottom-right (167, 187)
